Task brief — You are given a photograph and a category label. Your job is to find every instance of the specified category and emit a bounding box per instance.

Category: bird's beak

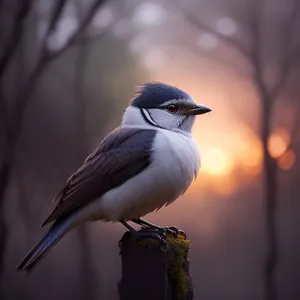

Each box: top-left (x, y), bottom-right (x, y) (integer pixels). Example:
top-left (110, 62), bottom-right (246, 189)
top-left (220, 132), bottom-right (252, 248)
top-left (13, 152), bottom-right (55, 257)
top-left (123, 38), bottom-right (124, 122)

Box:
top-left (185, 104), bottom-right (212, 115)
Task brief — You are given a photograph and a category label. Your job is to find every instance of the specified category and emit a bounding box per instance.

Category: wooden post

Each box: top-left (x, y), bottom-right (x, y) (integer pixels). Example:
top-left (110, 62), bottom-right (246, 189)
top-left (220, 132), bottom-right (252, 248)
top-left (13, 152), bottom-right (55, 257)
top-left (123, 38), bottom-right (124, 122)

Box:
top-left (118, 228), bottom-right (194, 300)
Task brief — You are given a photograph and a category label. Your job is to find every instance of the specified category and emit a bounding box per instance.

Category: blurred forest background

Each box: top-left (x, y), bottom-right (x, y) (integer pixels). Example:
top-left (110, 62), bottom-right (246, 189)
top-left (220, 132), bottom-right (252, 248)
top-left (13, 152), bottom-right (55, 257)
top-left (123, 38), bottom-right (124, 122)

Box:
top-left (0, 0), bottom-right (300, 299)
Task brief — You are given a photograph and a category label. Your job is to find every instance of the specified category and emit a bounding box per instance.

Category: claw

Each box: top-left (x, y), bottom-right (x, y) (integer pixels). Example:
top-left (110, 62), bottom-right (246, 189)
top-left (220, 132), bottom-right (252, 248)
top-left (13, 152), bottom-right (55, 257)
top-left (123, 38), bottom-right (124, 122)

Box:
top-left (165, 226), bottom-right (179, 237)
top-left (178, 230), bottom-right (187, 240)
top-left (131, 219), bottom-right (186, 240)
top-left (168, 226), bottom-right (179, 234)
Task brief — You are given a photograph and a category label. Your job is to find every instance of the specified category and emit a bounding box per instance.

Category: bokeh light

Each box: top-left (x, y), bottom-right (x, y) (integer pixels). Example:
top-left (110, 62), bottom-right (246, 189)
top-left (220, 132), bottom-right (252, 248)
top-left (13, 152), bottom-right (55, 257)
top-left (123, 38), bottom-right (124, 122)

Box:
top-left (278, 149), bottom-right (296, 170)
top-left (132, 2), bottom-right (167, 28)
top-left (216, 17), bottom-right (237, 36)
top-left (149, 72), bottom-right (264, 196)
top-left (93, 7), bottom-right (114, 28)
top-left (268, 128), bottom-right (290, 159)
top-left (202, 148), bottom-right (234, 176)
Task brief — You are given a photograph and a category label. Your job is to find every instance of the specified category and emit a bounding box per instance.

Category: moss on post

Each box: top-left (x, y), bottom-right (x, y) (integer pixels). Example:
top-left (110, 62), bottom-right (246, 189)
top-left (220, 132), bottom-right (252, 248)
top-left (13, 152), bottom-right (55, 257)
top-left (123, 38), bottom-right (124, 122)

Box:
top-left (118, 228), bottom-right (194, 300)
top-left (167, 234), bottom-right (191, 300)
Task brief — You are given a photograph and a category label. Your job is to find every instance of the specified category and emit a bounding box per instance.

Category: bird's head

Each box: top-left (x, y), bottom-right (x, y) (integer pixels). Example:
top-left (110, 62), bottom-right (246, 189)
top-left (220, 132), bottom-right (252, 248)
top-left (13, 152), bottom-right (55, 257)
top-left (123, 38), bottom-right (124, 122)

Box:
top-left (122, 82), bottom-right (211, 133)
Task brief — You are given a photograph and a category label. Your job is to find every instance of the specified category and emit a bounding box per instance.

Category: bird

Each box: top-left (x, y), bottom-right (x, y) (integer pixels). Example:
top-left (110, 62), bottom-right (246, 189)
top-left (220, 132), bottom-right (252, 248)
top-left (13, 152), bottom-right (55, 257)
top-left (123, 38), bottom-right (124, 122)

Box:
top-left (17, 82), bottom-right (211, 272)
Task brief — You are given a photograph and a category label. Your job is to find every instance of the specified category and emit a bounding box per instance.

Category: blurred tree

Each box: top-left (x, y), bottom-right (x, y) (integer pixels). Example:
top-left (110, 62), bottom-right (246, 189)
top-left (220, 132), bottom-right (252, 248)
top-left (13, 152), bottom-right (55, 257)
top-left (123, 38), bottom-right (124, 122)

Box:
top-left (1, 0), bottom-right (147, 298)
top-left (173, 0), bottom-right (300, 299)
top-left (0, 0), bottom-right (109, 295)
top-left (72, 1), bottom-right (95, 298)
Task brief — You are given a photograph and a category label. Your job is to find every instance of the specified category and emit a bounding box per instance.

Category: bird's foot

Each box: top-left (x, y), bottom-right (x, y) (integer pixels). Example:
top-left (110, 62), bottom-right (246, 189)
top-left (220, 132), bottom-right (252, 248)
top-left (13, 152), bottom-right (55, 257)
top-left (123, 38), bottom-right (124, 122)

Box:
top-left (138, 228), bottom-right (167, 248)
top-left (119, 220), bottom-right (166, 247)
top-left (135, 228), bottom-right (164, 241)
top-left (159, 226), bottom-right (187, 240)
top-left (146, 226), bottom-right (187, 240)
top-left (131, 219), bottom-right (187, 239)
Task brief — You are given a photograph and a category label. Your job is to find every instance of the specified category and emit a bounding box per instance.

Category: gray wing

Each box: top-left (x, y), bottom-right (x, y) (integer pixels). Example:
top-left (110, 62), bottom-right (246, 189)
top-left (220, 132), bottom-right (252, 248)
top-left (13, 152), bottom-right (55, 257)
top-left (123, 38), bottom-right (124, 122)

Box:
top-left (42, 127), bottom-right (157, 226)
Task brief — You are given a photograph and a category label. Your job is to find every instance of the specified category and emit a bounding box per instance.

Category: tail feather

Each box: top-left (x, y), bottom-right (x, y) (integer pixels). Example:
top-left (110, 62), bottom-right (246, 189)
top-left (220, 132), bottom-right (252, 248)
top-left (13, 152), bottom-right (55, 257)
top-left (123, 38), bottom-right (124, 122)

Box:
top-left (17, 220), bottom-right (69, 272)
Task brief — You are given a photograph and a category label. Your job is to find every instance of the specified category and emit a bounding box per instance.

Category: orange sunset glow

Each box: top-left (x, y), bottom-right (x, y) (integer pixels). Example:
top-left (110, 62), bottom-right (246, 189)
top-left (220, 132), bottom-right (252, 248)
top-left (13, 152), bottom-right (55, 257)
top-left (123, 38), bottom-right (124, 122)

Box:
top-left (268, 128), bottom-right (290, 159)
top-left (202, 148), bottom-right (233, 176)
top-left (150, 71), bottom-right (265, 195)
top-left (278, 150), bottom-right (296, 170)
top-left (147, 59), bottom-right (295, 196)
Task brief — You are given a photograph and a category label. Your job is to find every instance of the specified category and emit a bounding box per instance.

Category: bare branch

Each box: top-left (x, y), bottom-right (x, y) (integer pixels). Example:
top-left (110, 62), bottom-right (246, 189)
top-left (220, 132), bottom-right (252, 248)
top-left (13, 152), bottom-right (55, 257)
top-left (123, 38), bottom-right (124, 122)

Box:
top-left (0, 0), bottom-right (31, 79)
top-left (243, 0), bottom-right (277, 107)
top-left (12, 0), bottom-right (108, 129)
top-left (0, 0), bottom-right (108, 287)
top-left (37, 0), bottom-right (68, 61)
top-left (47, 0), bottom-right (68, 38)
top-left (270, 0), bottom-right (300, 99)
top-left (47, 0), bottom-right (107, 61)
top-left (82, 0), bottom-right (138, 45)
top-left (171, 0), bottom-right (275, 104)
top-left (246, 0), bottom-right (264, 70)
top-left (171, 1), bottom-right (250, 59)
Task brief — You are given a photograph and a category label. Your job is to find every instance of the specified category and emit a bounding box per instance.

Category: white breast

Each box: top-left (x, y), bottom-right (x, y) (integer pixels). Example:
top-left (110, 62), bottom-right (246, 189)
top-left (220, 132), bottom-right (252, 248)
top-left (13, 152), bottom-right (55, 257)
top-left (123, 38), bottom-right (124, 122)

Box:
top-left (71, 128), bottom-right (201, 224)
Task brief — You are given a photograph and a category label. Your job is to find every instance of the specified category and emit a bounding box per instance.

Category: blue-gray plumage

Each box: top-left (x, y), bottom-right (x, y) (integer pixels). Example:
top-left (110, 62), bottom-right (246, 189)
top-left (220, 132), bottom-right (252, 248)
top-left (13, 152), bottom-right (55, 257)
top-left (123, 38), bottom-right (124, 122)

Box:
top-left (42, 127), bottom-right (157, 225)
top-left (17, 82), bottom-right (211, 272)
top-left (132, 82), bottom-right (191, 108)
top-left (17, 127), bottom-right (156, 272)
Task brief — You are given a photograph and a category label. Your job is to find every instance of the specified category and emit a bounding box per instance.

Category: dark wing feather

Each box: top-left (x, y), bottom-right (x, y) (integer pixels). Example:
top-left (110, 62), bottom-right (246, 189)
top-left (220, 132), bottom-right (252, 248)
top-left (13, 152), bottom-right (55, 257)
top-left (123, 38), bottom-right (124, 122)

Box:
top-left (42, 127), bottom-right (156, 226)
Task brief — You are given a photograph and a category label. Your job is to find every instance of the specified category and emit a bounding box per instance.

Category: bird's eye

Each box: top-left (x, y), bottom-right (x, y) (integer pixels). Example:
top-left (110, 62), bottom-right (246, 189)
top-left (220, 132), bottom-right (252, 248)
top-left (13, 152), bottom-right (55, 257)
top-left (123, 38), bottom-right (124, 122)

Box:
top-left (167, 104), bottom-right (178, 113)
